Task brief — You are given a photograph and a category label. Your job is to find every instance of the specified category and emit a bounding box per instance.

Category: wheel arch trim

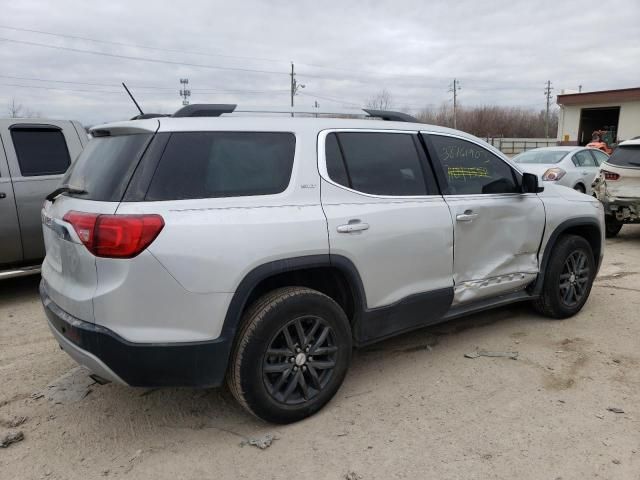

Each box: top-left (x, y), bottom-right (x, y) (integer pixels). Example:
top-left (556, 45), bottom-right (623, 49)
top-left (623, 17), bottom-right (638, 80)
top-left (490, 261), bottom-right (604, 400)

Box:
top-left (220, 254), bottom-right (367, 342)
top-left (531, 216), bottom-right (602, 295)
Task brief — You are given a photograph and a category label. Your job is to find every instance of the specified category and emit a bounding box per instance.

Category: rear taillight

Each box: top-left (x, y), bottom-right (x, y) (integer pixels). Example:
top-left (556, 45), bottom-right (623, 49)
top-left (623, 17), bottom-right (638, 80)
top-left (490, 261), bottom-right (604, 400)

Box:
top-left (63, 211), bottom-right (164, 258)
top-left (602, 170), bottom-right (620, 181)
top-left (542, 167), bottom-right (566, 181)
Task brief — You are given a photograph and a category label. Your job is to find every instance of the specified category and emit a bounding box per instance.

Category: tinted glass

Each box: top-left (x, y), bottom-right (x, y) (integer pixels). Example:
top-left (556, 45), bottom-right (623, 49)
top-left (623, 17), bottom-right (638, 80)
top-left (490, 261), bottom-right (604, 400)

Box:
top-left (62, 133), bottom-right (152, 201)
top-left (428, 135), bottom-right (519, 195)
top-left (574, 150), bottom-right (596, 167)
top-left (325, 133), bottom-right (349, 187)
top-left (333, 132), bottom-right (427, 196)
top-left (11, 128), bottom-right (70, 176)
top-left (513, 150), bottom-right (566, 164)
top-left (146, 132), bottom-right (295, 200)
top-left (591, 150), bottom-right (609, 165)
top-left (606, 146), bottom-right (640, 168)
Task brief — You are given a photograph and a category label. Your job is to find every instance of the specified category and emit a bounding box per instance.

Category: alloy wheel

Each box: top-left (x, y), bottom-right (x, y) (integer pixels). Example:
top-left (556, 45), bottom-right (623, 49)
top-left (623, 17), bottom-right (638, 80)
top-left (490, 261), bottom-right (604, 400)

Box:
top-left (262, 315), bottom-right (338, 405)
top-left (558, 250), bottom-right (590, 307)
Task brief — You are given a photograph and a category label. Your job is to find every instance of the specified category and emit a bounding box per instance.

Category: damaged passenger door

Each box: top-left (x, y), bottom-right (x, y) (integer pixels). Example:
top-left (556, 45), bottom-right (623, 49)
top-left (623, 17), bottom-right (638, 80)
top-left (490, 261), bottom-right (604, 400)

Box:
top-left (423, 133), bottom-right (545, 306)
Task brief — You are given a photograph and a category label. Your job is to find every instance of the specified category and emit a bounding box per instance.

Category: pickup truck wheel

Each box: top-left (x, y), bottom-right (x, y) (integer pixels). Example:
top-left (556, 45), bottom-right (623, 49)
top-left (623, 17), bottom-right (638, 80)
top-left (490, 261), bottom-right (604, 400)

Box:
top-left (605, 216), bottom-right (623, 238)
top-left (533, 235), bottom-right (595, 319)
top-left (228, 287), bottom-right (352, 424)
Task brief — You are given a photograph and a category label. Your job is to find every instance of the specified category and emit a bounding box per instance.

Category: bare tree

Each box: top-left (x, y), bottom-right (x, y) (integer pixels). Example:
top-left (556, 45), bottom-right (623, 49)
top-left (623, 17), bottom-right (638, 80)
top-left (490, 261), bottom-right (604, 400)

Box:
top-left (6, 98), bottom-right (41, 118)
top-left (366, 89), bottom-right (393, 110)
top-left (7, 98), bottom-right (23, 118)
top-left (417, 102), bottom-right (558, 138)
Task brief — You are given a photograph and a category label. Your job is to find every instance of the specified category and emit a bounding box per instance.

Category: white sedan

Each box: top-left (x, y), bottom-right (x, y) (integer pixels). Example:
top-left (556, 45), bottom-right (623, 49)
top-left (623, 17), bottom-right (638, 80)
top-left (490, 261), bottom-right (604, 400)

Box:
top-left (513, 146), bottom-right (609, 195)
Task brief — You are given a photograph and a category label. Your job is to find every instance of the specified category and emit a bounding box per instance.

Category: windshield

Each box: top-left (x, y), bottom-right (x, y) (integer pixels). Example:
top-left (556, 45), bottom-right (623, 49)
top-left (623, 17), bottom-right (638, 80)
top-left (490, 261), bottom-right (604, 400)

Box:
top-left (607, 146), bottom-right (640, 168)
top-left (61, 133), bottom-right (152, 201)
top-left (513, 150), bottom-right (567, 164)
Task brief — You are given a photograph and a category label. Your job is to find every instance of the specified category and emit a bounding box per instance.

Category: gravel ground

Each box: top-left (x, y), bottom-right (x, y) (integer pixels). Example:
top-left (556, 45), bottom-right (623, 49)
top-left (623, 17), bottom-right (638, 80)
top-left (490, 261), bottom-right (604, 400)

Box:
top-left (1, 226), bottom-right (640, 479)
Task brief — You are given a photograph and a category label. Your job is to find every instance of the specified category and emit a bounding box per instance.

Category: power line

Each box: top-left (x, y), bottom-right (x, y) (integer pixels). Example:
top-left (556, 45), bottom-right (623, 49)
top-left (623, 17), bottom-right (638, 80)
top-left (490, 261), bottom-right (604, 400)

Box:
top-left (0, 81), bottom-right (290, 97)
top-left (0, 37), bottom-right (291, 76)
top-left (0, 24), bottom-right (286, 65)
top-left (0, 28), bottom-right (550, 89)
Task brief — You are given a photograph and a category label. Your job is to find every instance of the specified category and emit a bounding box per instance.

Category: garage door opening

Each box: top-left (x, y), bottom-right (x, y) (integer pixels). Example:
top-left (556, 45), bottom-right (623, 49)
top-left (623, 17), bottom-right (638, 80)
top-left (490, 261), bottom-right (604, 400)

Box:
top-left (578, 107), bottom-right (620, 146)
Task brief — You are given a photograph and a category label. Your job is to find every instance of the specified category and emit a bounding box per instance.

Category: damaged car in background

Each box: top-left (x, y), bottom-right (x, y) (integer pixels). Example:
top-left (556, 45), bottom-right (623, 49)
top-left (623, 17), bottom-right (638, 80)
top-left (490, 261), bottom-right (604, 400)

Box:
top-left (592, 138), bottom-right (640, 237)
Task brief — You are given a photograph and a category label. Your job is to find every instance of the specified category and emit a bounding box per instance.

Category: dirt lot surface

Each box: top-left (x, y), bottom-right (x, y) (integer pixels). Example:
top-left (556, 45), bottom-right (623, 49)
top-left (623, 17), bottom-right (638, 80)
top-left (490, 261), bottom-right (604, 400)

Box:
top-left (2, 227), bottom-right (640, 480)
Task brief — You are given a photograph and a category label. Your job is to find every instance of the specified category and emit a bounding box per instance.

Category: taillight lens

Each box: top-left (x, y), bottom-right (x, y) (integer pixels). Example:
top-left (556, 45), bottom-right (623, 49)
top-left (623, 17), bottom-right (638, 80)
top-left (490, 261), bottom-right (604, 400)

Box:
top-left (602, 170), bottom-right (620, 181)
top-left (542, 168), bottom-right (566, 181)
top-left (63, 211), bottom-right (164, 258)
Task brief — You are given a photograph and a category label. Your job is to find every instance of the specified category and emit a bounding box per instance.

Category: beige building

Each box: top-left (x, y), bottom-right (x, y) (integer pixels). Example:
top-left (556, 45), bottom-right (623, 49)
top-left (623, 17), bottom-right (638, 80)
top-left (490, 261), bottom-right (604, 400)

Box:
top-left (557, 87), bottom-right (640, 145)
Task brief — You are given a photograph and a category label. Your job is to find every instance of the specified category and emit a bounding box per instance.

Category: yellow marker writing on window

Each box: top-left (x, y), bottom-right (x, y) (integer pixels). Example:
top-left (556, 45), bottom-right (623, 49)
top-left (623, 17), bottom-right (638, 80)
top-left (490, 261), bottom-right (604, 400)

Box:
top-left (447, 166), bottom-right (490, 180)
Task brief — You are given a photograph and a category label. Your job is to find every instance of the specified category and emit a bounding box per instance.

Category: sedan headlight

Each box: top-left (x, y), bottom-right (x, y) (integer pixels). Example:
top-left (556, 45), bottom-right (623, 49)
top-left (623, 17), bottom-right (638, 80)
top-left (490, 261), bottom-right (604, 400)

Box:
top-left (542, 168), bottom-right (566, 181)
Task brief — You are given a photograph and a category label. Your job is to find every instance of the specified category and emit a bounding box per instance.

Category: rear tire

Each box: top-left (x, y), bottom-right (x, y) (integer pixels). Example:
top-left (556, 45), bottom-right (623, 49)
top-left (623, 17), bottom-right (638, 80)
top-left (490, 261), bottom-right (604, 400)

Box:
top-left (228, 287), bottom-right (352, 424)
top-left (533, 235), bottom-right (595, 319)
top-left (605, 216), bottom-right (623, 238)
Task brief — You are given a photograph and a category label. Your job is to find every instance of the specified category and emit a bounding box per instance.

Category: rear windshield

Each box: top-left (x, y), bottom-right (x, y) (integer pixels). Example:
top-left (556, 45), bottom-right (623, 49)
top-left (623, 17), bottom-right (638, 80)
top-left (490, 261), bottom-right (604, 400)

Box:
top-left (513, 150), bottom-right (567, 164)
top-left (607, 146), bottom-right (640, 168)
top-left (61, 134), bottom-right (152, 201)
top-left (145, 132), bottom-right (296, 201)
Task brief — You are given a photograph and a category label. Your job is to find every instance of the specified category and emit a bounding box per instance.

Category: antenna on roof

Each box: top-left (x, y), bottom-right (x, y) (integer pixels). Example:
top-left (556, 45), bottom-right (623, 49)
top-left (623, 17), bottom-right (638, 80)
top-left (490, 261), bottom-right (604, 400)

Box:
top-left (122, 82), bottom-right (144, 116)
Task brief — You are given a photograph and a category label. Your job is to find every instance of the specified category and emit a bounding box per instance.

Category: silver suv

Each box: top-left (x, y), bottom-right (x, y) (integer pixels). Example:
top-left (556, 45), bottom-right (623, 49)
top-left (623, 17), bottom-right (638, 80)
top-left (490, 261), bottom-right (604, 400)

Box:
top-left (40, 105), bottom-right (604, 423)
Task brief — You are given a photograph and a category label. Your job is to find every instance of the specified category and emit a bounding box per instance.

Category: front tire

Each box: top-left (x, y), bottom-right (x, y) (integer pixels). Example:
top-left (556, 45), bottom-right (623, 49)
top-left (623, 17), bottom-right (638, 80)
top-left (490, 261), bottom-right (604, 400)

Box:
top-left (573, 184), bottom-right (586, 194)
top-left (533, 235), bottom-right (595, 319)
top-left (228, 287), bottom-right (352, 424)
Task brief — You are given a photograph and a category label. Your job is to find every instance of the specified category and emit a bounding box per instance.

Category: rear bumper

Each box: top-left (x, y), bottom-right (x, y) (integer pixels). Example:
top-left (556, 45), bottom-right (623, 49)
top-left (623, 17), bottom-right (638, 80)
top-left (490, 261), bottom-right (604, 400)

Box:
top-left (601, 198), bottom-right (640, 223)
top-left (40, 280), bottom-right (232, 387)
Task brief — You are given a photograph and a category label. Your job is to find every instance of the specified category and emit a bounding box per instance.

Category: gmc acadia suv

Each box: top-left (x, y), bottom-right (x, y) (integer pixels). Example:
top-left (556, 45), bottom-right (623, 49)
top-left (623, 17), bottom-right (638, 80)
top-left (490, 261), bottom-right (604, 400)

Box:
top-left (40, 105), bottom-right (604, 423)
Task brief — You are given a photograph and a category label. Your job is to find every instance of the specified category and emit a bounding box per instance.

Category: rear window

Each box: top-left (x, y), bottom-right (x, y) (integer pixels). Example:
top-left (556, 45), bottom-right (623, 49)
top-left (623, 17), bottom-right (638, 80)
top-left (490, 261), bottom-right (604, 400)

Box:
top-left (62, 133), bottom-right (152, 201)
top-left (145, 132), bottom-right (296, 201)
top-left (513, 150), bottom-right (566, 164)
top-left (607, 146), bottom-right (640, 168)
top-left (11, 127), bottom-right (71, 176)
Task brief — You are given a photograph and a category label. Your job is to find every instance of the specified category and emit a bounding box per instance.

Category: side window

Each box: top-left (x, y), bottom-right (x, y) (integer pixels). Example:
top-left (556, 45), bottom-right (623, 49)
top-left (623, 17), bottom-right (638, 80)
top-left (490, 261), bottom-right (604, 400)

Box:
top-left (325, 132), bottom-right (428, 196)
top-left (590, 150), bottom-right (608, 166)
top-left (10, 127), bottom-right (71, 176)
top-left (574, 150), bottom-right (596, 167)
top-left (325, 133), bottom-right (349, 188)
top-left (427, 135), bottom-right (519, 195)
top-left (146, 132), bottom-right (295, 200)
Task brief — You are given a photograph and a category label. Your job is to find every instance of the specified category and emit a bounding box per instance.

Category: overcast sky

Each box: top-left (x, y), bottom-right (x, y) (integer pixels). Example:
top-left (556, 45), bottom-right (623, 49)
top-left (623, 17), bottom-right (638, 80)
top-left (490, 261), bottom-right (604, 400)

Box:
top-left (1, 0), bottom-right (639, 125)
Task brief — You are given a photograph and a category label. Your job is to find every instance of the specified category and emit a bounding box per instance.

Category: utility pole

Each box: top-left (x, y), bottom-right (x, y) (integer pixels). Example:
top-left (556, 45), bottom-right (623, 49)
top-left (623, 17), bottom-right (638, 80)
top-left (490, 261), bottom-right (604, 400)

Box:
top-left (449, 79), bottom-right (461, 129)
top-left (179, 78), bottom-right (191, 106)
top-left (289, 62), bottom-right (305, 116)
top-left (314, 100), bottom-right (319, 118)
top-left (544, 80), bottom-right (553, 139)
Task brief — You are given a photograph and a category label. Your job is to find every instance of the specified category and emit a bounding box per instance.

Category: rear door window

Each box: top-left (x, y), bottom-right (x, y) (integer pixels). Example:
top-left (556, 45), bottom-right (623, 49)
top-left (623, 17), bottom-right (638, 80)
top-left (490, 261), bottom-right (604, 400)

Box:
top-left (590, 150), bottom-right (609, 165)
top-left (62, 133), bottom-right (153, 201)
top-left (145, 132), bottom-right (296, 200)
top-left (426, 134), bottom-right (519, 195)
top-left (606, 146), bottom-right (640, 168)
top-left (574, 150), bottom-right (596, 167)
top-left (10, 127), bottom-right (71, 176)
top-left (325, 132), bottom-right (428, 196)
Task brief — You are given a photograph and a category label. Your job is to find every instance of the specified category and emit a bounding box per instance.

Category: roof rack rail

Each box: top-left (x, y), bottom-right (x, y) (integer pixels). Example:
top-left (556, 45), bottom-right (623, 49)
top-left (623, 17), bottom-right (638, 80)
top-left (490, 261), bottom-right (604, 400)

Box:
top-left (171, 104), bottom-right (419, 123)
top-left (130, 113), bottom-right (171, 120)
top-left (362, 109), bottom-right (418, 122)
top-left (173, 104), bottom-right (237, 117)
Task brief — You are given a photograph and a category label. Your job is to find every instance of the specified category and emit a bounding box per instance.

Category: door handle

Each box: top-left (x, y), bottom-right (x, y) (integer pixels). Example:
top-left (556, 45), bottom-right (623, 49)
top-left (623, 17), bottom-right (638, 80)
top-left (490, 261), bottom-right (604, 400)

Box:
top-left (0, 192), bottom-right (6, 199)
top-left (456, 211), bottom-right (479, 222)
top-left (337, 220), bottom-right (370, 233)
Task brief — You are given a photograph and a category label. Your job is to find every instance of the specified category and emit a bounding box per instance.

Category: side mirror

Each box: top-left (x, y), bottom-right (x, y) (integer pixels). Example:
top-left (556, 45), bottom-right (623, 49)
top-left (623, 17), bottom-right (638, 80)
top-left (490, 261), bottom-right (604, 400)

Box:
top-left (521, 172), bottom-right (544, 193)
